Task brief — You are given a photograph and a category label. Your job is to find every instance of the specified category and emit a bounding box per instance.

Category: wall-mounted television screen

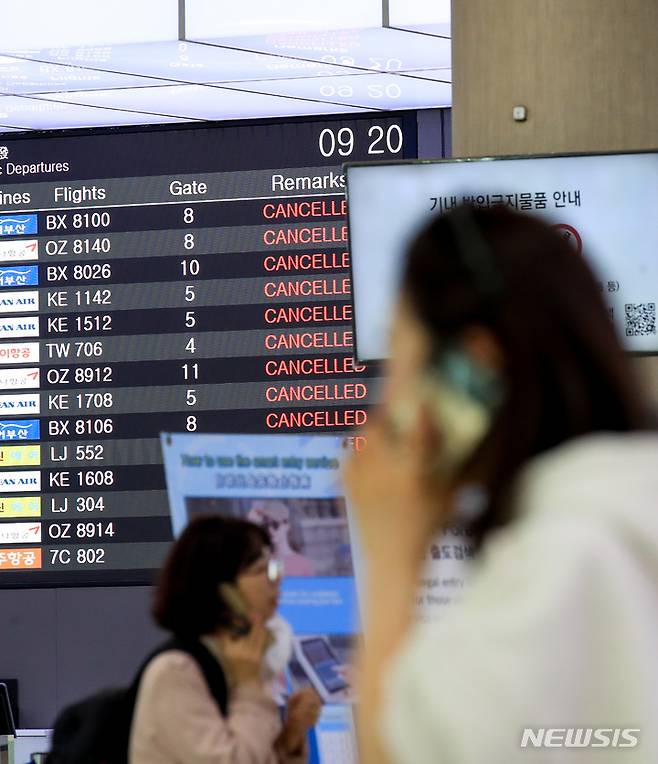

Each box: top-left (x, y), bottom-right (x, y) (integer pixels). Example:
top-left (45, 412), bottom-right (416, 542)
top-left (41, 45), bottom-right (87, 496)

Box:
top-left (346, 151), bottom-right (658, 361)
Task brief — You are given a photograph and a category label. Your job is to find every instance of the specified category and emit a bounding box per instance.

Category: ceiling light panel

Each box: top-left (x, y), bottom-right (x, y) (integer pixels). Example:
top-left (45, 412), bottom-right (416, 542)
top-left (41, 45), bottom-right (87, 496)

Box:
top-left (193, 27), bottom-right (451, 73)
top-left (1, 0), bottom-right (177, 50)
top-left (40, 84), bottom-right (368, 121)
top-left (394, 23), bottom-right (451, 36)
top-left (399, 68), bottom-right (452, 83)
top-left (185, 0), bottom-right (382, 37)
top-left (2, 42), bottom-right (365, 85)
top-left (0, 55), bottom-right (171, 95)
top-left (0, 95), bottom-right (191, 130)
top-left (216, 73), bottom-right (451, 110)
top-left (388, 0), bottom-right (451, 35)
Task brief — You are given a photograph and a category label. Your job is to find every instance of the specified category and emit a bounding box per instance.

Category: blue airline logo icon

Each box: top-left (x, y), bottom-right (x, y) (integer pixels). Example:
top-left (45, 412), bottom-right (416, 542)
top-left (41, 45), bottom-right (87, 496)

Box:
top-left (0, 215), bottom-right (38, 237)
top-left (0, 266), bottom-right (38, 288)
top-left (0, 420), bottom-right (40, 441)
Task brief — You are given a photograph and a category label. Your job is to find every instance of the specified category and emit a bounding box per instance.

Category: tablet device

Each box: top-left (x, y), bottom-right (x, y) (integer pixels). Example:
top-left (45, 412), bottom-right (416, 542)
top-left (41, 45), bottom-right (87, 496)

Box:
top-left (293, 635), bottom-right (351, 703)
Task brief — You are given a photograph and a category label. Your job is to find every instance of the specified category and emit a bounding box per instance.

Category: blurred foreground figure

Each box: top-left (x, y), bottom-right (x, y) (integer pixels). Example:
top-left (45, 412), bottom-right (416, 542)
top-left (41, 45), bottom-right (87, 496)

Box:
top-left (345, 205), bottom-right (658, 763)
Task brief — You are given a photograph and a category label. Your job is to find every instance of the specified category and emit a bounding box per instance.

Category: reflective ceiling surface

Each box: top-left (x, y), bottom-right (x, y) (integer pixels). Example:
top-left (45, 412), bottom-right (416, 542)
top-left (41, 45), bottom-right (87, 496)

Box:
top-left (0, 0), bottom-right (450, 131)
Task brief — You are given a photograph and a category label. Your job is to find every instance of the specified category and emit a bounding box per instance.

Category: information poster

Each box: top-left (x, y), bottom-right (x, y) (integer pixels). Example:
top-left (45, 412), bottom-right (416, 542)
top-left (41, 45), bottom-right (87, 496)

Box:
top-left (162, 432), bottom-right (358, 698)
top-left (161, 431), bottom-right (475, 761)
top-left (162, 429), bottom-right (470, 619)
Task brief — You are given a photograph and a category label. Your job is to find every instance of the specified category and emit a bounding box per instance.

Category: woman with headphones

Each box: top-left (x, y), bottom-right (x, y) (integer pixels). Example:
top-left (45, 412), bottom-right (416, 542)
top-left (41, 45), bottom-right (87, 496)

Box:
top-left (345, 205), bottom-right (658, 763)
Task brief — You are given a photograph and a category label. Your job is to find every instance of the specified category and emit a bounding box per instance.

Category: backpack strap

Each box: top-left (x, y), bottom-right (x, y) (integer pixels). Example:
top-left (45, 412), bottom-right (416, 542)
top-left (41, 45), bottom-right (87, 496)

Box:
top-left (167, 637), bottom-right (229, 717)
top-left (130, 637), bottom-right (229, 718)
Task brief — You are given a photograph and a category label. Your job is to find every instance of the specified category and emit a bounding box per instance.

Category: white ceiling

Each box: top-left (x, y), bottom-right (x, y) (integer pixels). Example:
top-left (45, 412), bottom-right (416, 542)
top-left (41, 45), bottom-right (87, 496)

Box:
top-left (0, 0), bottom-right (451, 132)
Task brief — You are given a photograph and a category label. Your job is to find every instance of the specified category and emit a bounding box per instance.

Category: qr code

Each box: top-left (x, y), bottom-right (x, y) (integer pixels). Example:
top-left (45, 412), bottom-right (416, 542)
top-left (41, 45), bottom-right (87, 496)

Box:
top-left (625, 303), bottom-right (656, 336)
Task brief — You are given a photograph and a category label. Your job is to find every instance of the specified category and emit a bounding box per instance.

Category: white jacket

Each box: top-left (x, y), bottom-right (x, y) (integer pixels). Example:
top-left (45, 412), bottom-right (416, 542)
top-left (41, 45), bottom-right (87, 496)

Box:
top-left (381, 433), bottom-right (658, 763)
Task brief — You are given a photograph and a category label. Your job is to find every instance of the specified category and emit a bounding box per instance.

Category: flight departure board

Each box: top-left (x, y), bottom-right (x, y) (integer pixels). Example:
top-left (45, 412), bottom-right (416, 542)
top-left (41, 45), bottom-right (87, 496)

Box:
top-left (0, 112), bottom-right (418, 587)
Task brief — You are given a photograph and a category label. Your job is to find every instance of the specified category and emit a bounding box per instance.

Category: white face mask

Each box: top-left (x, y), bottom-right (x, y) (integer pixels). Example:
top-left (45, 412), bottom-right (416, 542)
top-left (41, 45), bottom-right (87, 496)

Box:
top-left (263, 613), bottom-right (293, 677)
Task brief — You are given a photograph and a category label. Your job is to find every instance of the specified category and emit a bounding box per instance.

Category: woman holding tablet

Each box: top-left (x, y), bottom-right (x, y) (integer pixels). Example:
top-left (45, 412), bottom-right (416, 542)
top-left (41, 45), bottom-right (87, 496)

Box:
top-left (345, 205), bottom-right (658, 763)
top-left (129, 516), bottom-right (321, 763)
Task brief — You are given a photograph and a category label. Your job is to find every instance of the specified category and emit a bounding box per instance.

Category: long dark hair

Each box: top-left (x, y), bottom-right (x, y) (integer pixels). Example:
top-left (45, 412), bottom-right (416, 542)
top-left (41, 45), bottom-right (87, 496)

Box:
top-left (152, 516), bottom-right (271, 638)
top-left (402, 204), bottom-right (649, 547)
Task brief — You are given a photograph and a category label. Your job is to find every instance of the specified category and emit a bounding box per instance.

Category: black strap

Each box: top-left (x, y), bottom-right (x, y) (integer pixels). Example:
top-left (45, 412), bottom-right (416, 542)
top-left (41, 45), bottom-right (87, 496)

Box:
top-left (130, 637), bottom-right (229, 718)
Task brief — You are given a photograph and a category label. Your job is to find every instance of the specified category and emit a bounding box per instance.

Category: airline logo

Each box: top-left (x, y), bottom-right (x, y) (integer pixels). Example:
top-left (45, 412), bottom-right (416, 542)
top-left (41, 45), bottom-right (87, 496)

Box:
top-left (0, 444), bottom-right (40, 467)
top-left (0, 265), bottom-right (38, 288)
top-left (0, 240), bottom-right (38, 263)
top-left (0, 316), bottom-right (40, 338)
top-left (0, 521), bottom-right (41, 544)
top-left (0, 215), bottom-right (38, 237)
top-left (0, 393), bottom-right (40, 415)
top-left (0, 419), bottom-right (40, 441)
top-left (0, 290), bottom-right (39, 313)
top-left (0, 496), bottom-right (41, 518)
top-left (0, 547), bottom-right (41, 569)
top-left (0, 342), bottom-right (39, 364)
top-left (0, 469), bottom-right (41, 492)
top-left (0, 367), bottom-right (40, 391)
